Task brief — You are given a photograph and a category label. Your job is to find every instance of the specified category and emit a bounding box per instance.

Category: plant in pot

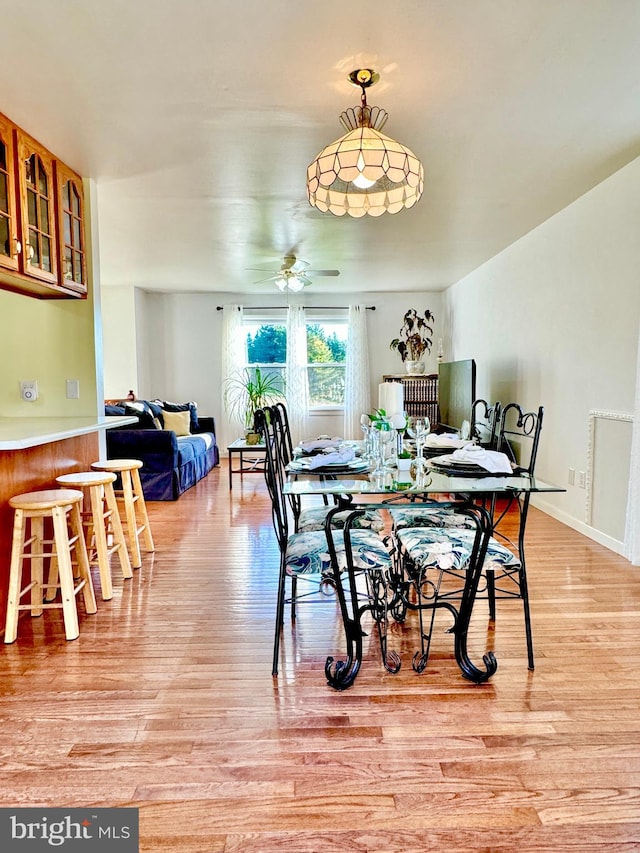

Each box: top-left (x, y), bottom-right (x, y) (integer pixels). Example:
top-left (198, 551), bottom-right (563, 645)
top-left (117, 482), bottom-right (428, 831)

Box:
top-left (389, 308), bottom-right (435, 374)
top-left (224, 367), bottom-right (284, 444)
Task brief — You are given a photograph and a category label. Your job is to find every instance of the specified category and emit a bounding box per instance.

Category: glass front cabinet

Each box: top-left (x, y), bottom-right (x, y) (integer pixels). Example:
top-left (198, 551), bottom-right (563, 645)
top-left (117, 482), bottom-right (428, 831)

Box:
top-left (0, 111), bottom-right (87, 298)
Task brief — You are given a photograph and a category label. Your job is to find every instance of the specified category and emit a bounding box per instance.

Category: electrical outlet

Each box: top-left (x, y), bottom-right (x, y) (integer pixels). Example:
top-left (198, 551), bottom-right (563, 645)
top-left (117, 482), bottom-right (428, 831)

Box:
top-left (66, 379), bottom-right (80, 399)
top-left (578, 470), bottom-right (586, 489)
top-left (20, 380), bottom-right (38, 402)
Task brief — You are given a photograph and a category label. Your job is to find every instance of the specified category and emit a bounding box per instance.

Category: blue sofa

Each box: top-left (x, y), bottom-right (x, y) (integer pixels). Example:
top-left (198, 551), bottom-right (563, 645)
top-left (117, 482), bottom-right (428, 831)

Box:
top-left (105, 400), bottom-right (219, 500)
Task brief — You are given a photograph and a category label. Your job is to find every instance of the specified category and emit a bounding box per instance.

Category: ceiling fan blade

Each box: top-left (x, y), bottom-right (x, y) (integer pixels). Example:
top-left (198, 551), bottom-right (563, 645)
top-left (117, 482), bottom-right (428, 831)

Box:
top-left (306, 269), bottom-right (340, 276)
top-left (251, 274), bottom-right (280, 284)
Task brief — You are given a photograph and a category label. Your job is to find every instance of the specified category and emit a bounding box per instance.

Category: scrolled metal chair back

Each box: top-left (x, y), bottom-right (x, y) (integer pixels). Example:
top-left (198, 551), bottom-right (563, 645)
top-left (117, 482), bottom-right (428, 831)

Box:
top-left (497, 403), bottom-right (544, 475)
top-left (470, 399), bottom-right (502, 448)
top-left (255, 406), bottom-right (291, 550)
top-left (273, 402), bottom-right (294, 466)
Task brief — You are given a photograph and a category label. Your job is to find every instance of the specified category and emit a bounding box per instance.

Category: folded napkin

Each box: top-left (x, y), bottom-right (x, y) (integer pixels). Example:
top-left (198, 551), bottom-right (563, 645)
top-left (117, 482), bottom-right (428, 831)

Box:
top-left (449, 445), bottom-right (513, 474)
top-left (424, 434), bottom-right (473, 449)
top-left (308, 446), bottom-right (356, 469)
top-left (298, 438), bottom-right (341, 453)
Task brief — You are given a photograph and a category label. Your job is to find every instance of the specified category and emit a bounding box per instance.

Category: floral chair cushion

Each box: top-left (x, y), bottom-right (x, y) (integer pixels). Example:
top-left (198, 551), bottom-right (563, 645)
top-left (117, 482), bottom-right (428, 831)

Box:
top-left (285, 529), bottom-right (391, 576)
top-left (397, 526), bottom-right (520, 573)
top-left (297, 506), bottom-right (386, 534)
top-left (390, 505), bottom-right (475, 531)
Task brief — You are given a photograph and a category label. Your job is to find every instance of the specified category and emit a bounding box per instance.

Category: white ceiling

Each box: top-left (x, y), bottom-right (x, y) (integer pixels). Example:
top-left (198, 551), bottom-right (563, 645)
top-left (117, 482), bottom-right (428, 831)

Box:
top-left (2, 0), bottom-right (640, 295)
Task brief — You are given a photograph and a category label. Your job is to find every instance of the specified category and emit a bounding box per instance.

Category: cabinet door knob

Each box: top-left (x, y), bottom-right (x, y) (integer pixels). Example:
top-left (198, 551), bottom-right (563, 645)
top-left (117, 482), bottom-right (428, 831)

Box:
top-left (13, 238), bottom-right (22, 257)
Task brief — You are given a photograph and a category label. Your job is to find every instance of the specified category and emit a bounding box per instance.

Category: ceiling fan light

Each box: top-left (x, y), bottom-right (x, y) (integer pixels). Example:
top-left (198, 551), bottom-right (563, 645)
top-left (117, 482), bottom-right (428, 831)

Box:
top-left (307, 71), bottom-right (424, 218)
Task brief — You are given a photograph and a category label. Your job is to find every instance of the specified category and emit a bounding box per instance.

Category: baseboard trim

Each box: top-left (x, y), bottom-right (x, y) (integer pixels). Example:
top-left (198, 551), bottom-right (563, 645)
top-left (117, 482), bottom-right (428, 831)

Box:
top-left (532, 496), bottom-right (627, 557)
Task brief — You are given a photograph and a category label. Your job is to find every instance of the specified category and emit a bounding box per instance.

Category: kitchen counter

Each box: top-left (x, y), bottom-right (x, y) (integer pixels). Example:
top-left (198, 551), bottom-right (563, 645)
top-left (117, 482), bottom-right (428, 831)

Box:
top-left (0, 415), bottom-right (137, 450)
top-left (0, 413), bottom-right (138, 634)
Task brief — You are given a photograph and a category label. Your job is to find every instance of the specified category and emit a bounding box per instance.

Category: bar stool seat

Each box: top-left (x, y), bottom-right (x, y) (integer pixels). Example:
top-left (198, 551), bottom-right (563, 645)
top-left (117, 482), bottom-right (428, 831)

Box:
top-left (4, 489), bottom-right (97, 643)
top-left (91, 459), bottom-right (154, 569)
top-left (56, 471), bottom-right (133, 600)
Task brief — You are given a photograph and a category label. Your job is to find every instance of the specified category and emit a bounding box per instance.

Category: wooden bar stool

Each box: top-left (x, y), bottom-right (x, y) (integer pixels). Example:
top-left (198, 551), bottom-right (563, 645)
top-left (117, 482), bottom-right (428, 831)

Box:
top-left (56, 471), bottom-right (133, 600)
top-left (4, 489), bottom-right (98, 643)
top-left (91, 459), bottom-right (154, 569)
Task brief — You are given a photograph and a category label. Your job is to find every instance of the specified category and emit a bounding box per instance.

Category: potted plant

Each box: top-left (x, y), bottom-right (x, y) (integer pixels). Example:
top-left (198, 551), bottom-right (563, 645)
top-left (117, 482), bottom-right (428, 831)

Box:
top-left (396, 449), bottom-right (413, 471)
top-left (224, 367), bottom-right (284, 444)
top-left (389, 308), bottom-right (435, 374)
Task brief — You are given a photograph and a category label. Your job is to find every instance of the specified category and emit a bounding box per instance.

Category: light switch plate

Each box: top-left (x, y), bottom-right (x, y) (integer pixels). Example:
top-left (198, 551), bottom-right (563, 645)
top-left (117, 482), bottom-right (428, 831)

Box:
top-left (66, 379), bottom-right (80, 399)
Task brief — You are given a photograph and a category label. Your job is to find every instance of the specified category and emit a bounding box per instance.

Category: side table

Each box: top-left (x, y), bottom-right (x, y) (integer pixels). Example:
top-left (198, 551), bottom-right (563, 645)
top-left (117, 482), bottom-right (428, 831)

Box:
top-left (227, 438), bottom-right (267, 490)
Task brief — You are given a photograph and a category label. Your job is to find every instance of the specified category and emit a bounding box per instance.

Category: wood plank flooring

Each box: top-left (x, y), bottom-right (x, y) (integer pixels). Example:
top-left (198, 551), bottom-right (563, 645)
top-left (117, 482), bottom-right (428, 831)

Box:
top-left (1, 462), bottom-right (639, 851)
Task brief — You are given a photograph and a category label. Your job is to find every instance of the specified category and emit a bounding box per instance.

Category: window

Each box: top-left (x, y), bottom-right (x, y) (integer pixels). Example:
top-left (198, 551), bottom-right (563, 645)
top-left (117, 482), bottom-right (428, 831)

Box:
top-left (243, 315), bottom-right (348, 408)
top-left (245, 319), bottom-right (286, 393)
top-left (306, 321), bottom-right (347, 407)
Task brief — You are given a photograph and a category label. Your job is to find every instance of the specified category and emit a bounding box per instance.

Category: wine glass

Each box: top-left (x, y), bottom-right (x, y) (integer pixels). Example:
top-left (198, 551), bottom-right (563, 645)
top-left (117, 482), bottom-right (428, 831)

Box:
top-left (372, 418), bottom-right (395, 475)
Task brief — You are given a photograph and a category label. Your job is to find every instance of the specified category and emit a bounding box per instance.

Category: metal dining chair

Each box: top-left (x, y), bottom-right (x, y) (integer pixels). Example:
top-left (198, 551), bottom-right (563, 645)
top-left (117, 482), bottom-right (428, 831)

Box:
top-left (255, 406), bottom-right (396, 680)
top-left (390, 399), bottom-right (502, 532)
top-left (270, 402), bottom-right (386, 535)
top-left (395, 403), bottom-right (544, 671)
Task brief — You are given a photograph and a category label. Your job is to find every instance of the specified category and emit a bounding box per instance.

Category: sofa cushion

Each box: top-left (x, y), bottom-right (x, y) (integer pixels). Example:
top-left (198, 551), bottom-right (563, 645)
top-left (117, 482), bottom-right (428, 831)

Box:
top-left (162, 409), bottom-right (191, 436)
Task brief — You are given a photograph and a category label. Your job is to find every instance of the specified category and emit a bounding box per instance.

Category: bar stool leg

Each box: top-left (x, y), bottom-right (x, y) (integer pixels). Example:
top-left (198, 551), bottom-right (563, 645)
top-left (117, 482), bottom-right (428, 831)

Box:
top-left (69, 501), bottom-right (97, 617)
top-left (132, 467), bottom-right (155, 552)
top-left (52, 504), bottom-right (80, 641)
top-left (5, 509), bottom-right (26, 643)
top-left (88, 484), bottom-right (113, 600)
top-left (30, 516), bottom-right (45, 616)
top-left (120, 470), bottom-right (142, 569)
top-left (103, 483), bottom-right (133, 579)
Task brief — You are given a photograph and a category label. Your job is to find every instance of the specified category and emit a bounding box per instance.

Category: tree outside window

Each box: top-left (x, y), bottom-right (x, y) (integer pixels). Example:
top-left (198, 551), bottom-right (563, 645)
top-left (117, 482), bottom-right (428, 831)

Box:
top-left (244, 320), bottom-right (347, 407)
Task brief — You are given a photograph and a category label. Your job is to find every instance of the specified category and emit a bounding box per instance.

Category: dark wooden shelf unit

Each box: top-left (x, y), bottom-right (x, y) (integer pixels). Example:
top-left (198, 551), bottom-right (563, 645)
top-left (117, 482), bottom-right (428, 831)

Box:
top-left (383, 374), bottom-right (439, 424)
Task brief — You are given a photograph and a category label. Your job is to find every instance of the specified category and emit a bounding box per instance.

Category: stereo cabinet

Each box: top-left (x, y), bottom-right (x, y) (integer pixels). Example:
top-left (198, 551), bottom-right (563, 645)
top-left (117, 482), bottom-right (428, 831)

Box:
top-left (0, 111), bottom-right (87, 298)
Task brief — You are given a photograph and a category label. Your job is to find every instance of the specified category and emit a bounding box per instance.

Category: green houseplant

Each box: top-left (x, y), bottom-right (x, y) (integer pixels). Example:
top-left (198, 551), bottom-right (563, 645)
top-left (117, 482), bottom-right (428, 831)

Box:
top-left (224, 367), bottom-right (284, 443)
top-left (389, 308), bottom-right (435, 374)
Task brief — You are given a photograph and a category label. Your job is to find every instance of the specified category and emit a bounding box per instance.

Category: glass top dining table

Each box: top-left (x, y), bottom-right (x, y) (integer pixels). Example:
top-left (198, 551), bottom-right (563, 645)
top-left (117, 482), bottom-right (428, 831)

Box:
top-left (284, 461), bottom-right (564, 689)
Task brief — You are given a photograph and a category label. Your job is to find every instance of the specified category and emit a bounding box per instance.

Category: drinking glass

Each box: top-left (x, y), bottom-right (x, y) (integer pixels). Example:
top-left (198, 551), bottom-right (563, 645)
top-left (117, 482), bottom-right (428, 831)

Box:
top-left (372, 418), bottom-right (395, 475)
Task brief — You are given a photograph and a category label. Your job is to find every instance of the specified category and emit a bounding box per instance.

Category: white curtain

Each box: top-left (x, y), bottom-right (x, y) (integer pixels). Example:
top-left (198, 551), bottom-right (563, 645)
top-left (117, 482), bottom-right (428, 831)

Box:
top-left (285, 304), bottom-right (309, 444)
top-left (220, 304), bottom-right (246, 453)
top-left (343, 304), bottom-right (371, 440)
top-left (624, 322), bottom-right (640, 565)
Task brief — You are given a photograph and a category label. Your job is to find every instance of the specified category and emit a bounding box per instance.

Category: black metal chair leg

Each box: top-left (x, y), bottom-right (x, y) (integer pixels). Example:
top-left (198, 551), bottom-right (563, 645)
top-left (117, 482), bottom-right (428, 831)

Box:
top-left (486, 568), bottom-right (496, 621)
top-left (272, 558), bottom-right (288, 676)
top-left (519, 565), bottom-right (535, 670)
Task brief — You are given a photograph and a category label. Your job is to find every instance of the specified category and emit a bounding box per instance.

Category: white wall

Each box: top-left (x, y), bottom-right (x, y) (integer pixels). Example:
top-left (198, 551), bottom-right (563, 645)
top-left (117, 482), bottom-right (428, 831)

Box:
top-left (102, 290), bottom-right (443, 445)
top-left (446, 155), bottom-right (640, 553)
top-left (101, 285), bottom-right (138, 399)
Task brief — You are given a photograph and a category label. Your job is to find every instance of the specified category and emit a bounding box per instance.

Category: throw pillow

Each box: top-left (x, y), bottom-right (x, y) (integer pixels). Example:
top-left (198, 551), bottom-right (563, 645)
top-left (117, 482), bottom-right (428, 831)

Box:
top-left (162, 408), bottom-right (191, 436)
top-left (158, 400), bottom-right (199, 432)
top-left (146, 400), bottom-right (165, 427)
top-left (124, 403), bottom-right (158, 430)
top-left (105, 404), bottom-right (126, 416)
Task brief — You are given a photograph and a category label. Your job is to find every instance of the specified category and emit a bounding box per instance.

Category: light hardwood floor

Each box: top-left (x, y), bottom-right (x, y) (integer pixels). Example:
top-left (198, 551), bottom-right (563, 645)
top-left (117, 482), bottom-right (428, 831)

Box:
top-left (1, 462), bottom-right (639, 852)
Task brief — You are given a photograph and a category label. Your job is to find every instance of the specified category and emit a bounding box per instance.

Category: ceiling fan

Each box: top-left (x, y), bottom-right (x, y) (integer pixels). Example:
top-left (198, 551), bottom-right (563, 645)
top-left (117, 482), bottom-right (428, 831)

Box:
top-left (248, 254), bottom-right (340, 292)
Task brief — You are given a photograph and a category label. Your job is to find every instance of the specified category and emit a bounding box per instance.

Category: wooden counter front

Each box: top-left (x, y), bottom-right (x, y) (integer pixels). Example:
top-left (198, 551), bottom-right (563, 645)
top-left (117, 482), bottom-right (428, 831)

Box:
top-left (0, 416), bottom-right (136, 633)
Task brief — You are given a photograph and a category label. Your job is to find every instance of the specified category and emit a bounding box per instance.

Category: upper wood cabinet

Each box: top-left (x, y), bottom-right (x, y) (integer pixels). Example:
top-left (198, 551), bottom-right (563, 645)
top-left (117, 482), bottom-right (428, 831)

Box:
top-left (54, 161), bottom-right (87, 294)
top-left (0, 111), bottom-right (87, 299)
top-left (0, 113), bottom-right (20, 275)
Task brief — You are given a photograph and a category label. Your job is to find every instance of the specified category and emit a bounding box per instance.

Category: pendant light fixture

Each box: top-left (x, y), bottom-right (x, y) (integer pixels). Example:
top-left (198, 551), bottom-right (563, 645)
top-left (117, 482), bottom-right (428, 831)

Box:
top-left (307, 69), bottom-right (424, 218)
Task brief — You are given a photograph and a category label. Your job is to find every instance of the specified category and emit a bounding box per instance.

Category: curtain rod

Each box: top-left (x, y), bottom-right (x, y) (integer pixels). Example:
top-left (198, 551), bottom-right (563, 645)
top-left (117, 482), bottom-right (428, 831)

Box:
top-left (216, 305), bottom-right (375, 311)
